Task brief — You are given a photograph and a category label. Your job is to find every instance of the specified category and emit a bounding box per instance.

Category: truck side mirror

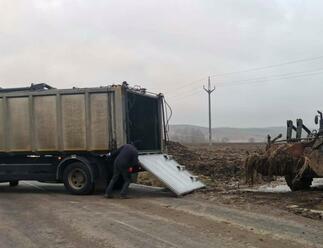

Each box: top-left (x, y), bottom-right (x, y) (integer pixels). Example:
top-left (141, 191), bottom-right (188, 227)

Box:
top-left (315, 115), bottom-right (319, 125)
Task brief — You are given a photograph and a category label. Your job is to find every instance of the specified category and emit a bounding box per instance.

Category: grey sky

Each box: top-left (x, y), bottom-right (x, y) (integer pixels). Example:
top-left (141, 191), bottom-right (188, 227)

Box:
top-left (1, 0), bottom-right (323, 128)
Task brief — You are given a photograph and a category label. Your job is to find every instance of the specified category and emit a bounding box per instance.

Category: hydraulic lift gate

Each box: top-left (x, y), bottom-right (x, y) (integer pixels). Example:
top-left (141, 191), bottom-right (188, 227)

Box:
top-left (139, 154), bottom-right (205, 196)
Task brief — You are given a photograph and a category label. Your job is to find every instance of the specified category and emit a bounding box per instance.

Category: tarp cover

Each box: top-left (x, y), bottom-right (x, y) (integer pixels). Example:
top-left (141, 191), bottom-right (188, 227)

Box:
top-left (139, 154), bottom-right (205, 195)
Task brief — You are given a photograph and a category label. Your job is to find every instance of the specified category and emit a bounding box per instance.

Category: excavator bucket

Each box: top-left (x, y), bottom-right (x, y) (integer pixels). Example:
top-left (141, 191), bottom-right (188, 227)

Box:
top-left (245, 111), bottom-right (323, 191)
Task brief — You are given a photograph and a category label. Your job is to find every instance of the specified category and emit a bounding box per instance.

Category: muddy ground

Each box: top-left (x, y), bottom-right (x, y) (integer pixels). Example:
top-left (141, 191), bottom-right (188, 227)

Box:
top-left (1, 181), bottom-right (323, 248)
top-left (139, 142), bottom-right (323, 220)
top-left (1, 143), bottom-right (323, 247)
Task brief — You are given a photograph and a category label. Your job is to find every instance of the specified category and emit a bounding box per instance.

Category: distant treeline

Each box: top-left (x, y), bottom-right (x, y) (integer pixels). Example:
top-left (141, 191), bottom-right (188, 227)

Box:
top-left (168, 125), bottom-right (286, 143)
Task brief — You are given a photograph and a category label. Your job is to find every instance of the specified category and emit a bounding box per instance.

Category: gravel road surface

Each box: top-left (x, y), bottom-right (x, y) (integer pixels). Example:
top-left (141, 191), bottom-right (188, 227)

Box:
top-left (0, 181), bottom-right (322, 248)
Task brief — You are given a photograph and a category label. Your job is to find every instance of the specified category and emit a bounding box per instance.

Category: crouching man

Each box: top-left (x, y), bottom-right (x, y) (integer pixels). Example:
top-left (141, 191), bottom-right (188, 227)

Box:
top-left (104, 142), bottom-right (142, 199)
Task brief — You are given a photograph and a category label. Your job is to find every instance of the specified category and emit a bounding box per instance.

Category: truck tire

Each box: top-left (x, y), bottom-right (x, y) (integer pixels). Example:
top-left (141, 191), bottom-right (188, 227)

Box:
top-left (63, 162), bottom-right (94, 195)
top-left (285, 175), bottom-right (312, 191)
top-left (9, 180), bottom-right (19, 187)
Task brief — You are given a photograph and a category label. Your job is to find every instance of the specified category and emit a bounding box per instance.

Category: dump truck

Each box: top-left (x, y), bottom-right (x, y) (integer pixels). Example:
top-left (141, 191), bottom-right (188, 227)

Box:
top-left (245, 111), bottom-right (323, 191)
top-left (0, 82), bottom-right (204, 195)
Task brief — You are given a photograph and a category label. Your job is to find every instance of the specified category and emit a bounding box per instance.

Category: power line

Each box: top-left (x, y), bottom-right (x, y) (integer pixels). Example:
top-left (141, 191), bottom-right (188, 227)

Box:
top-left (209, 55), bottom-right (323, 77)
top-left (167, 89), bottom-right (202, 102)
top-left (216, 69), bottom-right (323, 88)
top-left (171, 76), bottom-right (208, 91)
top-left (168, 67), bottom-right (323, 103)
top-left (167, 67), bottom-right (323, 98)
top-left (171, 55), bottom-right (323, 90)
top-left (215, 67), bottom-right (323, 87)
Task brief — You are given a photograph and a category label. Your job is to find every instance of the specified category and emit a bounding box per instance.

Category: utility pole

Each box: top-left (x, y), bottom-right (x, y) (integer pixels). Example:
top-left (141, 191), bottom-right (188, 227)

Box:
top-left (203, 76), bottom-right (215, 146)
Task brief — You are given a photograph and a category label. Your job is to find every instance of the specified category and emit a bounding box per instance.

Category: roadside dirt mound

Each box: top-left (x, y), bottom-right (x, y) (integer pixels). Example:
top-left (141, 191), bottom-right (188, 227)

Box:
top-left (167, 141), bottom-right (264, 188)
top-left (138, 141), bottom-right (265, 189)
top-left (167, 141), bottom-right (242, 179)
top-left (166, 141), bottom-right (200, 169)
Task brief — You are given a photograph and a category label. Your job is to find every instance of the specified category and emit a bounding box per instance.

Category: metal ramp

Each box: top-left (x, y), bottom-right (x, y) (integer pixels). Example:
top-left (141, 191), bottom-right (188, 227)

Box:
top-left (139, 154), bottom-right (205, 196)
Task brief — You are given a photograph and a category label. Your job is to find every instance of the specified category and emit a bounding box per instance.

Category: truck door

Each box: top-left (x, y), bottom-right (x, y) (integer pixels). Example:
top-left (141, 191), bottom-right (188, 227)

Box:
top-left (126, 91), bottom-right (162, 151)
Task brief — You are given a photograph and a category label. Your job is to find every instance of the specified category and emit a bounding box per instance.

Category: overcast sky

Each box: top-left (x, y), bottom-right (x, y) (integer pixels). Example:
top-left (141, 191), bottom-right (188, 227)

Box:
top-left (1, 0), bottom-right (323, 128)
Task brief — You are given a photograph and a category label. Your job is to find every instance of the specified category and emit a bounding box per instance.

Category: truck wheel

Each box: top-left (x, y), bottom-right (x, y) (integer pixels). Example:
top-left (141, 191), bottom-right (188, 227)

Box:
top-left (63, 162), bottom-right (94, 195)
top-left (285, 175), bottom-right (313, 191)
top-left (9, 181), bottom-right (19, 187)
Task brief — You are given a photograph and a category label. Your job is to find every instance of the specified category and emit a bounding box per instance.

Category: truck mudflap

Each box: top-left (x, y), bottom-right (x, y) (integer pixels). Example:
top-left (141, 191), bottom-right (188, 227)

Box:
top-left (138, 154), bottom-right (205, 196)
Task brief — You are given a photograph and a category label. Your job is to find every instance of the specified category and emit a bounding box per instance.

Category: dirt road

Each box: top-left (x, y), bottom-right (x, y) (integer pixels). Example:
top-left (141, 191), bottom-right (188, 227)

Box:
top-left (0, 182), bottom-right (322, 248)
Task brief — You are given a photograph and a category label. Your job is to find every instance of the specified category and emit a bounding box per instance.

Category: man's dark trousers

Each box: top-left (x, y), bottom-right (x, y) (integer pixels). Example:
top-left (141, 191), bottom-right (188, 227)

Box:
top-left (105, 161), bottom-right (131, 196)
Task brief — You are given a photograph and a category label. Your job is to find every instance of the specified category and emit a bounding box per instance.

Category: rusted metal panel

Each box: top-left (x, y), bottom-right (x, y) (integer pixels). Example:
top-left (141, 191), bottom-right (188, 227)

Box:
top-left (61, 94), bottom-right (87, 151)
top-left (109, 92), bottom-right (117, 147)
top-left (0, 98), bottom-right (4, 152)
top-left (0, 85), bottom-right (165, 154)
top-left (114, 86), bottom-right (126, 147)
top-left (309, 149), bottom-right (323, 176)
top-left (7, 97), bottom-right (31, 151)
top-left (89, 93), bottom-right (109, 150)
top-left (34, 95), bottom-right (58, 151)
top-left (0, 87), bottom-right (120, 153)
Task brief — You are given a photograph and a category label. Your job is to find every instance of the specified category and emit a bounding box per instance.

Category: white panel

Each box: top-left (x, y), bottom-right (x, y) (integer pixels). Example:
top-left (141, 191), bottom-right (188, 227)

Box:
top-left (139, 154), bottom-right (205, 196)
